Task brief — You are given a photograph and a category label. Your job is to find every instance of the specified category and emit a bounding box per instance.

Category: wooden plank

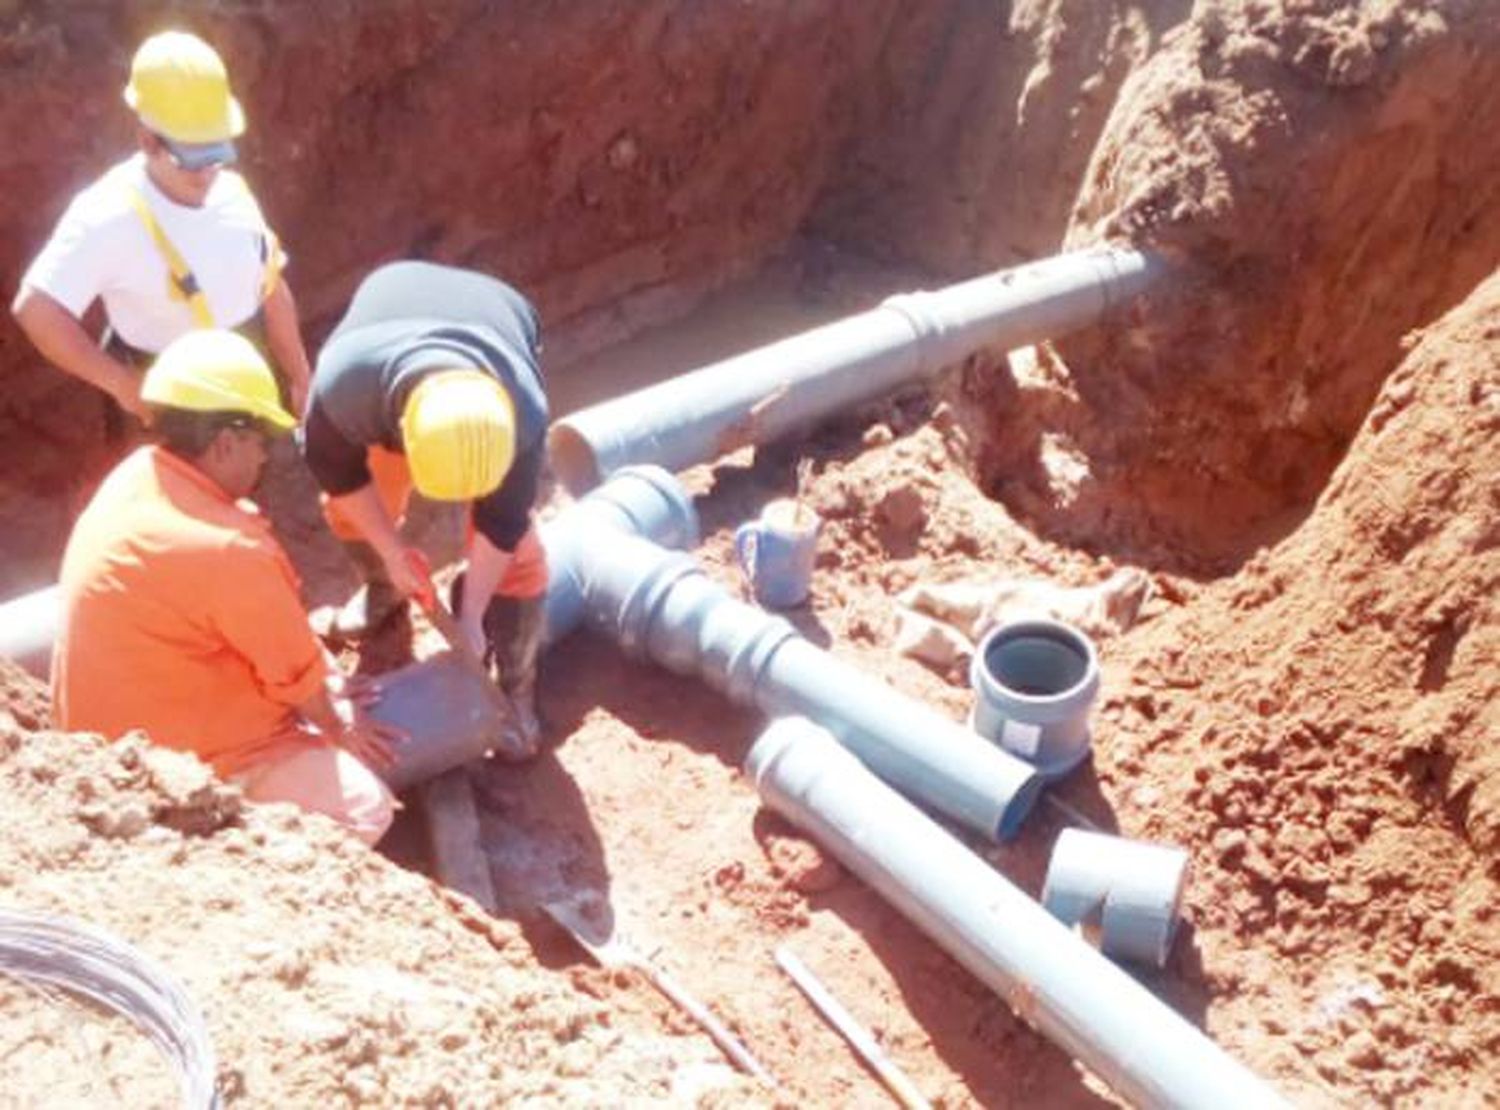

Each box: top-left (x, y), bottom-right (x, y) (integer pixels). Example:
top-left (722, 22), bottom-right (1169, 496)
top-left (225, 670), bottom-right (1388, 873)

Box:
top-left (415, 767), bottom-right (497, 912)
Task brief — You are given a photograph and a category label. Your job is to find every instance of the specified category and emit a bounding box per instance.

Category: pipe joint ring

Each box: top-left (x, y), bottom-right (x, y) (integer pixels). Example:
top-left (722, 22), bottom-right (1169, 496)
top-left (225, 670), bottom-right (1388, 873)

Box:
top-left (723, 616), bottom-right (799, 705)
top-left (616, 554), bottom-right (700, 658)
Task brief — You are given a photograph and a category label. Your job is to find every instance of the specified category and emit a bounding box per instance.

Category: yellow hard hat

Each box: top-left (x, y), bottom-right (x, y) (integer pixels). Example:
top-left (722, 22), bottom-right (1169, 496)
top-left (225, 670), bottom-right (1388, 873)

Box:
top-left (400, 371), bottom-right (516, 501)
top-left (141, 330), bottom-right (295, 431)
top-left (123, 30), bottom-right (245, 144)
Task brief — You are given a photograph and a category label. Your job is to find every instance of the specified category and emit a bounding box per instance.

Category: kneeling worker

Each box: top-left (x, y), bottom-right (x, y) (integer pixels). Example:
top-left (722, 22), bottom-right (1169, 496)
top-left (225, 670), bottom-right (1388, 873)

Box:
top-left (52, 330), bottom-right (401, 844)
top-left (303, 260), bottom-right (549, 758)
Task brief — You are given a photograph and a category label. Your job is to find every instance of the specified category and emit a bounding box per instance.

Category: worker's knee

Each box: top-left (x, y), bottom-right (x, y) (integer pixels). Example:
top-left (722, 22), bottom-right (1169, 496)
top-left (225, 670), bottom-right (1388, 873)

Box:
top-left (238, 745), bottom-right (395, 846)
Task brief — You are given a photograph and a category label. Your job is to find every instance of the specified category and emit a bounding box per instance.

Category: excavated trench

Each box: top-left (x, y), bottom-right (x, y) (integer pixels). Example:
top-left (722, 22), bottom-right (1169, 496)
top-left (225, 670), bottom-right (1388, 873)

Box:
top-left (1, 1), bottom-right (1499, 1107)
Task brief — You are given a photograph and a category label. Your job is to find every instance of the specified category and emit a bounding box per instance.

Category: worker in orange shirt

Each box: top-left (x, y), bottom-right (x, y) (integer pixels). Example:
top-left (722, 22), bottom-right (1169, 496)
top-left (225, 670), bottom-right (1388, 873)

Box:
top-left (52, 330), bottom-right (403, 844)
top-left (303, 261), bottom-right (549, 759)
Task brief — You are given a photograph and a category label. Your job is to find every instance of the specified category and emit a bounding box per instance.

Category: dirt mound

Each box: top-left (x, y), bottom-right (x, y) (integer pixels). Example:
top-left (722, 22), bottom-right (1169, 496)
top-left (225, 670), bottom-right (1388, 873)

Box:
top-left (0, 719), bottom-right (764, 1106)
top-left (961, 0), bottom-right (1500, 572)
top-left (1090, 270), bottom-right (1500, 1104)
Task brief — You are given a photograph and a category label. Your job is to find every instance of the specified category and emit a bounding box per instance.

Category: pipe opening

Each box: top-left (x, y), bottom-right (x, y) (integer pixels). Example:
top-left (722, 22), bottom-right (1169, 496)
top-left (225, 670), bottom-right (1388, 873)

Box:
top-left (977, 622), bottom-right (1093, 703)
top-left (547, 424), bottom-right (602, 496)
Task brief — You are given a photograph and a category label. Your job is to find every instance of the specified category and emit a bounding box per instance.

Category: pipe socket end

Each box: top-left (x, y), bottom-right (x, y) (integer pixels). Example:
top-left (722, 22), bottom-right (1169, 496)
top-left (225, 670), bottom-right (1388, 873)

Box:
top-left (548, 423), bottom-right (603, 496)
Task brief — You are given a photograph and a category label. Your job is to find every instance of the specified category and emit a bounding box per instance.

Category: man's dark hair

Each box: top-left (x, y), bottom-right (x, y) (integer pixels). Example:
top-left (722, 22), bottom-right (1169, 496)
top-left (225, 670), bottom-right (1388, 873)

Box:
top-left (149, 407), bottom-right (257, 460)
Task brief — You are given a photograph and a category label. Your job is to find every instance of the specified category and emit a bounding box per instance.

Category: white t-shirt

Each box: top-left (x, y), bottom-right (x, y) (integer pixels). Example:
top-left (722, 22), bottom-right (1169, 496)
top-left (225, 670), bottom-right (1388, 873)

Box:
top-left (21, 153), bottom-right (286, 354)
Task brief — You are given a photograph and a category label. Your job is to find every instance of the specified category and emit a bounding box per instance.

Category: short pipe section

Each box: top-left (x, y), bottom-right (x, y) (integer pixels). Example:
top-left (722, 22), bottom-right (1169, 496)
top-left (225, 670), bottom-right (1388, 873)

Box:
top-left (748, 717), bottom-right (1286, 1110)
top-left (970, 619), bottom-right (1099, 780)
top-left (369, 655), bottom-right (509, 792)
top-left (1042, 829), bottom-right (1190, 969)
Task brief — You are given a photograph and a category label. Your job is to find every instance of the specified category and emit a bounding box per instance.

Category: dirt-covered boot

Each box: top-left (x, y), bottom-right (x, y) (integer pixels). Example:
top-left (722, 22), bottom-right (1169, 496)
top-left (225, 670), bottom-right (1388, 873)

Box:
top-left (330, 540), bottom-right (405, 641)
top-left (487, 594), bottom-right (545, 759)
top-left (449, 577), bottom-right (543, 762)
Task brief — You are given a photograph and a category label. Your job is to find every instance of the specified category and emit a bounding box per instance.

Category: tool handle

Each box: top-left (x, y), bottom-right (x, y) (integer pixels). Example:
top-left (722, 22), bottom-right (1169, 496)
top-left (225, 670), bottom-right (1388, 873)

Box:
top-left (775, 946), bottom-right (931, 1110)
top-left (404, 548), bottom-right (438, 612)
top-left (642, 963), bottom-right (779, 1089)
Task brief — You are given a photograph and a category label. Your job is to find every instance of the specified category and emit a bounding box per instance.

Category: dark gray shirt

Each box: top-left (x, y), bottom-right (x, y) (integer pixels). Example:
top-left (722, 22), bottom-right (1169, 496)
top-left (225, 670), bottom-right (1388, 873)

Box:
top-left (302, 261), bottom-right (548, 549)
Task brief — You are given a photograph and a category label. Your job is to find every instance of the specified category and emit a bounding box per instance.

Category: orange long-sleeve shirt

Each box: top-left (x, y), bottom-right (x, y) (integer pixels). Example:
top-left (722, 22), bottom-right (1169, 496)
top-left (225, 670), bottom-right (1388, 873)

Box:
top-left (53, 446), bottom-right (328, 776)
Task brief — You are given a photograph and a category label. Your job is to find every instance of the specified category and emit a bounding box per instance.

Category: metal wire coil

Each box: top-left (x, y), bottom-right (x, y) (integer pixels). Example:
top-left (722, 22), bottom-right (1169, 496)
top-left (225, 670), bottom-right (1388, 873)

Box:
top-left (0, 908), bottom-right (219, 1109)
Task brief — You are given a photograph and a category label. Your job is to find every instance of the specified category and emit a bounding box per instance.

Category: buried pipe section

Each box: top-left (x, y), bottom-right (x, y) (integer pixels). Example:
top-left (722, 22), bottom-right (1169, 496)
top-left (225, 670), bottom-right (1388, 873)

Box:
top-left (748, 716), bottom-right (1287, 1110)
top-left (574, 525), bottom-right (1042, 840)
top-left (549, 247), bottom-right (1160, 492)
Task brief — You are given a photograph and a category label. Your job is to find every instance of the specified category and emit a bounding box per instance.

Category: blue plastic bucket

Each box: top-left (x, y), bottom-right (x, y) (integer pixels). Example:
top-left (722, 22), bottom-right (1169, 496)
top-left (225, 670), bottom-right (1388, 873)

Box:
top-left (734, 498), bottom-right (821, 609)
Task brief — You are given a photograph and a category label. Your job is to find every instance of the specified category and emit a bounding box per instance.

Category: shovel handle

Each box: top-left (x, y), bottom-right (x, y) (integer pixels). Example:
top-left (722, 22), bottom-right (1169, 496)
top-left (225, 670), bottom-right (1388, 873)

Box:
top-left (642, 963), bottom-right (779, 1089)
top-left (775, 946), bottom-right (931, 1110)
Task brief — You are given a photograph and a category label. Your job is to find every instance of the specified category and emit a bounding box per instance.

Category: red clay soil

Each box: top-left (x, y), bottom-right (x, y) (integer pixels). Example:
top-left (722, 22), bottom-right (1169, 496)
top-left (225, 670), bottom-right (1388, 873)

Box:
top-left (2, 1), bottom-right (1498, 1107)
top-left (5, 266), bottom-right (1491, 1104)
top-left (968, 0), bottom-right (1500, 574)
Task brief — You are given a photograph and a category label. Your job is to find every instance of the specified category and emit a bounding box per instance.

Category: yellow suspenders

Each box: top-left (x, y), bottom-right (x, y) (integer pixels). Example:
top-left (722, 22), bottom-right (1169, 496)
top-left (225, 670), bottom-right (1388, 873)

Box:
top-left (126, 179), bottom-right (281, 329)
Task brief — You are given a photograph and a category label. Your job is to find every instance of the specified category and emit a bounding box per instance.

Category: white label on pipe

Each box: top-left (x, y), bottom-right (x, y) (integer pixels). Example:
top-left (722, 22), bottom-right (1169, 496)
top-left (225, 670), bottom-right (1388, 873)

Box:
top-left (1001, 719), bottom-right (1042, 757)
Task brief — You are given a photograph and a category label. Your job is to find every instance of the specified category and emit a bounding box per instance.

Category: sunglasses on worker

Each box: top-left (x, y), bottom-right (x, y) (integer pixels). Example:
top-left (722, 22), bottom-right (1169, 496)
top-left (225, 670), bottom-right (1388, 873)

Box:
top-left (152, 131), bottom-right (237, 172)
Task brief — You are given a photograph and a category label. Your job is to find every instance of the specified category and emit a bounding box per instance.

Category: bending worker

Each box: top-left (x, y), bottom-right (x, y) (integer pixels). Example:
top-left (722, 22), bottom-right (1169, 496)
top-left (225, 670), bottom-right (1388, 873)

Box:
top-left (303, 260), bottom-right (549, 758)
top-left (11, 30), bottom-right (312, 424)
top-left (53, 330), bottom-right (401, 845)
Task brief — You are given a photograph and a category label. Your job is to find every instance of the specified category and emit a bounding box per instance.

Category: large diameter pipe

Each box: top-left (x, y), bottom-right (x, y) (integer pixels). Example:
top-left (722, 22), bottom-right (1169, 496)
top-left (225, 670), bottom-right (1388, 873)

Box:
top-left (0, 585), bottom-right (59, 679)
top-left (549, 247), bottom-right (1159, 492)
top-left (541, 464), bottom-right (699, 644)
top-left (749, 717), bottom-right (1287, 1110)
top-left (577, 526), bottom-right (1041, 840)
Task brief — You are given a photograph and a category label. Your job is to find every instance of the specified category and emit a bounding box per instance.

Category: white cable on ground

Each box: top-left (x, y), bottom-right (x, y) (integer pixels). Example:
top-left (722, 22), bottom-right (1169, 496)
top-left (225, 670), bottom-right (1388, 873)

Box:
top-left (0, 908), bottom-right (220, 1109)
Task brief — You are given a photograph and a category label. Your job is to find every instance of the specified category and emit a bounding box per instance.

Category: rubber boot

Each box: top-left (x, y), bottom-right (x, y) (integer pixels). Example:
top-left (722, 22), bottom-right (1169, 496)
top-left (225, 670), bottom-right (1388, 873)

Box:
top-left (331, 540), bottom-right (405, 641)
top-left (486, 594), bottom-right (544, 759)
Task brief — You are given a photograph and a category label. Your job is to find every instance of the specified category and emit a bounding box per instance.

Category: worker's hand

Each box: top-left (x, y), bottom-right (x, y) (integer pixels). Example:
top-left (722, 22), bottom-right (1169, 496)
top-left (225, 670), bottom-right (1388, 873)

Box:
top-left (332, 709), bottom-right (405, 771)
top-left (380, 546), bottom-right (436, 610)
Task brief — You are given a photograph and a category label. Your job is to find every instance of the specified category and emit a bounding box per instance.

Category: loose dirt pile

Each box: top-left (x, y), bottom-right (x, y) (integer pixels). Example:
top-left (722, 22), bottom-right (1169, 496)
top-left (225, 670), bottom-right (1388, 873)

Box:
top-left (969, 0), bottom-right (1500, 572)
top-left (0, 674), bottom-right (765, 1107)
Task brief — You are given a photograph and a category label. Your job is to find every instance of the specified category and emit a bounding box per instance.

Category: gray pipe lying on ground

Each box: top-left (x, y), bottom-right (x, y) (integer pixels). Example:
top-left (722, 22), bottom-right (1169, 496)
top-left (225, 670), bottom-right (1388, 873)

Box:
top-left (572, 524), bottom-right (1041, 840)
top-left (549, 247), bottom-right (1159, 492)
top-left (0, 585), bottom-right (59, 679)
top-left (749, 716), bottom-right (1288, 1110)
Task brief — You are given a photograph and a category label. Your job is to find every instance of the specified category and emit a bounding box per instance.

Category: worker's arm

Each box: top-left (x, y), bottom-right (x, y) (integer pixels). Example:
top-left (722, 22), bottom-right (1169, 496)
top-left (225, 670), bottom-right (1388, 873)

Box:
top-left (302, 400), bottom-right (428, 596)
top-left (458, 531), bottom-right (515, 657)
top-left (459, 442), bottom-right (543, 654)
top-left (295, 680), bottom-right (401, 771)
top-left (11, 286), bottom-right (149, 420)
top-left (261, 277), bottom-right (312, 416)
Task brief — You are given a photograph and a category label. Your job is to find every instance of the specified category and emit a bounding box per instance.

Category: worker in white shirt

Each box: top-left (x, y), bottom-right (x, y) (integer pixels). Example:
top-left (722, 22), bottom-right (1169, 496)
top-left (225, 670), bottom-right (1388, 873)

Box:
top-left (10, 29), bottom-right (312, 426)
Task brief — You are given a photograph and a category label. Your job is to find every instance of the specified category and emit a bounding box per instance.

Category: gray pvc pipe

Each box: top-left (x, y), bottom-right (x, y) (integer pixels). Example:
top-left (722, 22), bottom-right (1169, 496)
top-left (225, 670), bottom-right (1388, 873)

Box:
top-left (355, 465), bottom-right (701, 790)
top-left (541, 464), bottom-right (700, 644)
top-left (970, 618), bottom-right (1101, 780)
top-left (549, 247), bottom-right (1159, 492)
top-left (1042, 828), bottom-right (1191, 969)
top-left (576, 525), bottom-right (1041, 840)
top-left (0, 584), bottom-right (59, 678)
top-left (749, 717), bottom-right (1287, 1110)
